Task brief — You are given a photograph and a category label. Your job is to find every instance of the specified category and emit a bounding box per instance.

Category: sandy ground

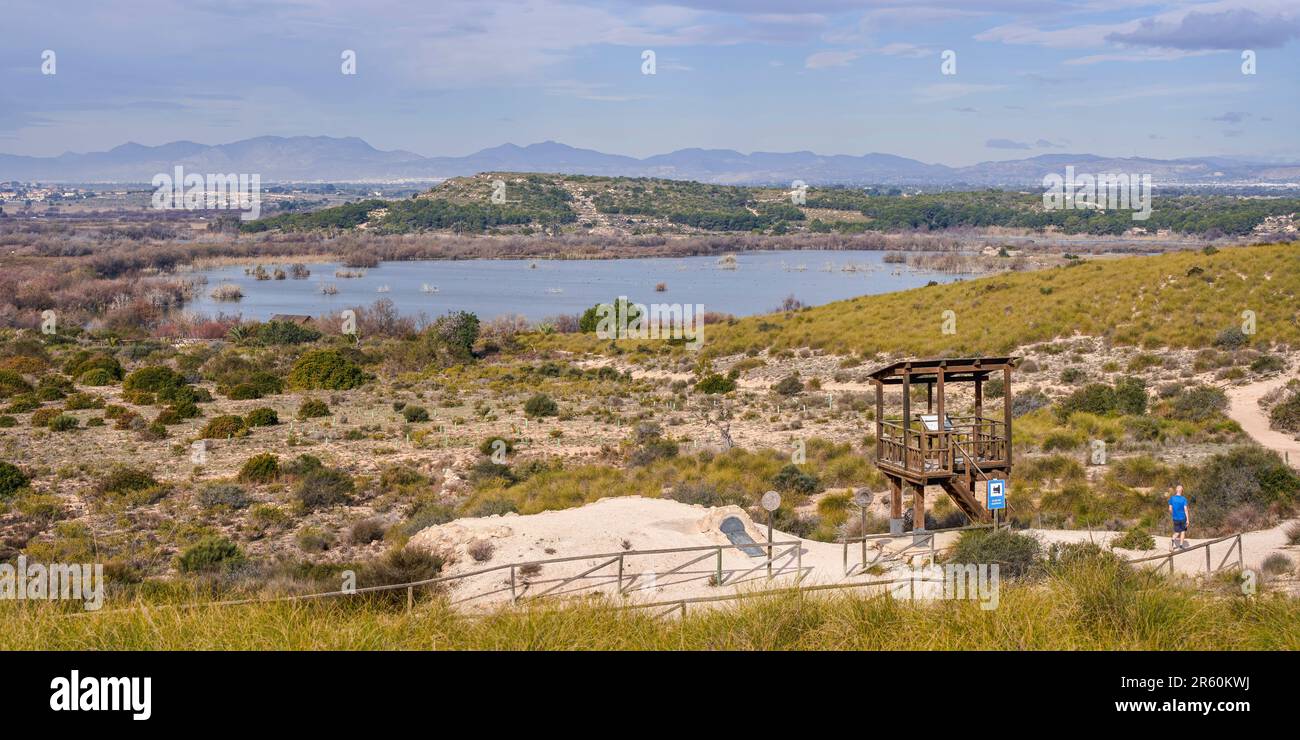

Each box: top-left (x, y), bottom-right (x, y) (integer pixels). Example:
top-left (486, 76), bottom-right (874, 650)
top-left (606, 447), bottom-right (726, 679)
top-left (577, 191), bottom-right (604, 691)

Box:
top-left (409, 496), bottom-right (1300, 611)
top-left (1226, 371), bottom-right (1300, 470)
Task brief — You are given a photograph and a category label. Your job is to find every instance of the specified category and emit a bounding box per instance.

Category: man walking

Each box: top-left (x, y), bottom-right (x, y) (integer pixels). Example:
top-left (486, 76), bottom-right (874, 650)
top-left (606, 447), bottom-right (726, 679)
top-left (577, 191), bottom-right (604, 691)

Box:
top-left (1168, 485), bottom-right (1190, 550)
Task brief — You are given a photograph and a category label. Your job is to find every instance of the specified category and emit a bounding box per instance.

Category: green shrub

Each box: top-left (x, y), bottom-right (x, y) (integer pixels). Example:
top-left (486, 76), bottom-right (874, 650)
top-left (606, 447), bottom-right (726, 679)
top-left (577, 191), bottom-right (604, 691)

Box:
top-left (401, 405), bottom-right (430, 423)
top-left (773, 374), bottom-right (804, 396)
top-left (1112, 527), bottom-right (1155, 550)
top-left (4, 394), bottom-right (41, 413)
top-left (0, 369), bottom-right (33, 398)
top-left (0, 415), bottom-right (16, 428)
top-left (350, 518), bottom-right (388, 544)
top-left (1268, 392), bottom-right (1300, 433)
top-left (288, 349), bottom-right (368, 390)
top-left (123, 366), bottom-right (185, 394)
top-left (948, 529), bottom-right (1041, 578)
top-left (695, 373), bottom-right (736, 394)
top-left (177, 536), bottom-right (245, 573)
top-left (63, 392), bottom-right (104, 411)
top-left (1261, 553), bottom-right (1292, 575)
top-left (254, 320), bottom-right (322, 345)
top-left (30, 407), bottom-right (61, 427)
top-left (200, 415), bottom-right (247, 439)
top-left (77, 368), bottom-right (118, 386)
top-left (523, 394), bottom-right (558, 418)
top-left (245, 407), bottom-right (280, 426)
top-left (0, 461), bottom-right (30, 499)
top-left (97, 465), bottom-right (157, 496)
top-left (1250, 354), bottom-right (1285, 373)
top-left (1167, 385), bottom-right (1228, 422)
top-left (1190, 446), bottom-right (1299, 528)
top-left (64, 351), bottom-right (122, 380)
top-left (296, 467), bottom-right (355, 510)
top-left (772, 463), bottom-right (820, 495)
top-left (238, 453), bottom-right (280, 483)
top-left (47, 414), bottom-right (78, 432)
top-left (197, 483), bottom-right (250, 509)
top-left (297, 399), bottom-right (331, 419)
top-left (357, 546), bottom-right (445, 596)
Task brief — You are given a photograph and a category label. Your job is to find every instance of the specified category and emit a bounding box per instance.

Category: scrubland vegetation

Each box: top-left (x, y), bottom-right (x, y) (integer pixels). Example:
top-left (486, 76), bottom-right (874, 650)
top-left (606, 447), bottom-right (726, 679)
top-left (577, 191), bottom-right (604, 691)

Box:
top-left (0, 237), bottom-right (1297, 647)
top-left (2, 545), bottom-right (1296, 650)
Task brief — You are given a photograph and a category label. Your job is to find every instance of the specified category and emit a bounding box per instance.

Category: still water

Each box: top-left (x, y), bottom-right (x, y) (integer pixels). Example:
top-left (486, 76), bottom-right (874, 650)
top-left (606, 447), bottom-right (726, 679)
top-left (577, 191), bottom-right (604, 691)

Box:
top-left (185, 250), bottom-right (970, 321)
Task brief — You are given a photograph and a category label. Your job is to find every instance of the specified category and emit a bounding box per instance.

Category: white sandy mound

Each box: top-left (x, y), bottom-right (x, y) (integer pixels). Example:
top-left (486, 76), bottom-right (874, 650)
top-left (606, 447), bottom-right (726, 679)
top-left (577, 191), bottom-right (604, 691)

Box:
top-left (409, 496), bottom-right (766, 568)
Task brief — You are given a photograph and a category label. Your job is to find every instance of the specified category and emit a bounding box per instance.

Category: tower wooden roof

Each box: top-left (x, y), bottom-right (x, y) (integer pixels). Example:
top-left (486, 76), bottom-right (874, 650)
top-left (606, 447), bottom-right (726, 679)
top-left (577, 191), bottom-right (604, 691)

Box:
top-left (866, 356), bottom-right (1018, 385)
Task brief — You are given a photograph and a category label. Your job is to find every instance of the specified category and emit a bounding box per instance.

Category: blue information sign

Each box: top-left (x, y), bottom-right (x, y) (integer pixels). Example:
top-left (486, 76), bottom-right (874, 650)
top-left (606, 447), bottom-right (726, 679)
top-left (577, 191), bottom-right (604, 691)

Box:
top-left (987, 479), bottom-right (1006, 510)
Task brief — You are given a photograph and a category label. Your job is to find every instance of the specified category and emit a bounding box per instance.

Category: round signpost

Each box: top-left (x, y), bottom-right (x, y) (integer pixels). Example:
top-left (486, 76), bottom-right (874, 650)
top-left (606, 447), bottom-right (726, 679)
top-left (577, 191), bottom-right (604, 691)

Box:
top-left (852, 490), bottom-right (874, 568)
top-left (761, 491), bottom-right (781, 578)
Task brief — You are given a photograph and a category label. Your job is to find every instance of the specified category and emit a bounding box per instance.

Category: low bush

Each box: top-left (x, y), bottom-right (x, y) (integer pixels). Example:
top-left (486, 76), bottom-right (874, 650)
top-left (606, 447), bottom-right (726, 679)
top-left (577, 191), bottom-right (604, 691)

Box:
top-left (177, 536), bottom-right (245, 573)
top-left (197, 483), bottom-right (251, 510)
top-left (245, 407), bottom-right (280, 426)
top-left (200, 415), bottom-right (247, 439)
top-left (523, 394), bottom-right (558, 418)
top-left (295, 467), bottom-right (355, 511)
top-left (401, 405), bottom-right (430, 423)
top-left (297, 399), bottom-right (331, 419)
top-left (948, 529), bottom-right (1041, 578)
top-left (0, 461), bottom-right (30, 499)
top-left (287, 349), bottom-right (369, 390)
top-left (1112, 527), bottom-right (1155, 550)
top-left (238, 453), bottom-right (280, 483)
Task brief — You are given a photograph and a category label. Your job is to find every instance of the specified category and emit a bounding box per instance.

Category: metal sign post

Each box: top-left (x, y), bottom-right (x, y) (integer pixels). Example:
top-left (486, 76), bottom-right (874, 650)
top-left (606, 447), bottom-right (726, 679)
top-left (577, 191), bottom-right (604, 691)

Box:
top-left (988, 478), bottom-right (1006, 528)
top-left (761, 491), bottom-right (781, 579)
top-left (852, 490), bottom-right (874, 570)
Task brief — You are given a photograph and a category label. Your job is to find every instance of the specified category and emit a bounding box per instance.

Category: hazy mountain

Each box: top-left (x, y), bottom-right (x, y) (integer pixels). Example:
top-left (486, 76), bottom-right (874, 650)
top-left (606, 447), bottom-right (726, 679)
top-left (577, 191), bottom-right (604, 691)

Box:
top-left (2, 136), bottom-right (1296, 186)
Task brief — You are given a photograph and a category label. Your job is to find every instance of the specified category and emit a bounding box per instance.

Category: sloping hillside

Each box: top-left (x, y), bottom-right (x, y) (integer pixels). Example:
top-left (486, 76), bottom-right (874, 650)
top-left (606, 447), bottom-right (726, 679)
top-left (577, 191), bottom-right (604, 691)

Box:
top-left (698, 243), bottom-right (1299, 356)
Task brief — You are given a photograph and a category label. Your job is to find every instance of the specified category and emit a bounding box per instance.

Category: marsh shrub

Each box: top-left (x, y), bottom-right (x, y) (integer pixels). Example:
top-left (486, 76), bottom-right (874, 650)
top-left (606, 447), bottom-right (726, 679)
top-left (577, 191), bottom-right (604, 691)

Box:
top-left (297, 399), bottom-right (331, 419)
top-left (695, 373), bottom-right (736, 394)
top-left (1190, 446), bottom-right (1298, 529)
top-left (253, 320), bottom-right (322, 345)
top-left (401, 405), bottom-right (430, 423)
top-left (949, 529), bottom-right (1041, 578)
top-left (1261, 553), bottom-right (1292, 575)
top-left (357, 546), bottom-right (445, 593)
top-left (523, 393), bottom-right (558, 418)
top-left (467, 495), bottom-right (518, 517)
top-left (177, 536), bottom-right (245, 573)
top-left (245, 407), bottom-right (280, 426)
top-left (198, 483), bottom-right (250, 509)
top-left (773, 374), bottom-right (803, 396)
top-left (0, 461), bottom-right (30, 499)
top-left (1214, 326), bottom-right (1249, 349)
top-left (4, 395), bottom-right (41, 413)
top-left (350, 518), bottom-right (387, 544)
top-left (1011, 389), bottom-right (1051, 417)
top-left (288, 349), bottom-right (368, 390)
top-left (296, 467), bottom-right (355, 510)
top-left (395, 501), bottom-right (455, 538)
top-left (0, 370), bottom-right (33, 398)
top-left (1168, 385), bottom-right (1228, 422)
top-left (201, 415), bottom-right (247, 439)
top-left (77, 368), bottom-right (118, 386)
top-left (123, 366), bottom-right (185, 394)
top-left (1112, 527), bottom-right (1155, 550)
top-left (1268, 392), bottom-right (1300, 433)
top-left (97, 465), bottom-right (157, 496)
top-left (30, 407), bottom-right (62, 427)
top-left (772, 464), bottom-right (820, 495)
top-left (238, 453), bottom-right (279, 483)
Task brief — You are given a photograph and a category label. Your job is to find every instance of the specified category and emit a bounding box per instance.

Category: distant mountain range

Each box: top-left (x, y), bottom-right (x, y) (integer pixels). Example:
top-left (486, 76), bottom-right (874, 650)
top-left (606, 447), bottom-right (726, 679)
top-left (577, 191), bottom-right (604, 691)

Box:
top-left (3, 135), bottom-right (1299, 186)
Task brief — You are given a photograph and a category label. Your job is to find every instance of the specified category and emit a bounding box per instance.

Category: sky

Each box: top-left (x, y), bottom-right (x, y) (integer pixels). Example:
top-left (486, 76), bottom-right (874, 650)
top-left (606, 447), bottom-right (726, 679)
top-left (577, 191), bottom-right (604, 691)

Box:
top-left (1, 0), bottom-right (1298, 166)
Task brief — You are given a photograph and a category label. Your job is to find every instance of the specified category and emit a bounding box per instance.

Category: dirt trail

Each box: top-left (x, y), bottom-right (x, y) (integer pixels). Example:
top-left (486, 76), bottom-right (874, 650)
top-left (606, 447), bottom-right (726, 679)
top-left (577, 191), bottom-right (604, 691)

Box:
top-left (1225, 371), bottom-right (1300, 469)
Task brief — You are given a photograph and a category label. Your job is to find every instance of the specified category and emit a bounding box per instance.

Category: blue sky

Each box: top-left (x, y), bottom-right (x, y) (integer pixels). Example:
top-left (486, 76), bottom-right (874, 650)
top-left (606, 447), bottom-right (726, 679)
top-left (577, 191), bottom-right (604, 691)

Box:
top-left (2, 0), bottom-right (1298, 165)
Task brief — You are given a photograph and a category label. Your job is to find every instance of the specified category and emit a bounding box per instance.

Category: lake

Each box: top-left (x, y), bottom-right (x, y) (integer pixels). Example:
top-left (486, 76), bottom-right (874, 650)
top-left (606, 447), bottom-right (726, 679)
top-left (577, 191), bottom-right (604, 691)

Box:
top-left (184, 250), bottom-right (971, 321)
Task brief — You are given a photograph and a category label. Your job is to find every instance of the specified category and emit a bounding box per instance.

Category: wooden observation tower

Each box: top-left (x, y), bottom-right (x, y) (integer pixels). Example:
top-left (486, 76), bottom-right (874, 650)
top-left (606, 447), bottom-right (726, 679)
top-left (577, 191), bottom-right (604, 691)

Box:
top-left (867, 356), bottom-right (1018, 532)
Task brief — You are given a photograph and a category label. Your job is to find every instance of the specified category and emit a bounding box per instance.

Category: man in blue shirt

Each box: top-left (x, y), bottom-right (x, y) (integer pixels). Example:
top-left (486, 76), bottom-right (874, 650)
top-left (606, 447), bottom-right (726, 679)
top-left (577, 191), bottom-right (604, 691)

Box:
top-left (1168, 485), bottom-right (1190, 550)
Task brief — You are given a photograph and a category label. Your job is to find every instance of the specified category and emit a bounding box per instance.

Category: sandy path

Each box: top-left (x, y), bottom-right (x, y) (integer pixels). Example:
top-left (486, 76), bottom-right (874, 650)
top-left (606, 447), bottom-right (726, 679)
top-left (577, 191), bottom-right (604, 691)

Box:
top-left (1225, 371), bottom-right (1300, 469)
top-left (409, 497), bottom-right (1300, 611)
